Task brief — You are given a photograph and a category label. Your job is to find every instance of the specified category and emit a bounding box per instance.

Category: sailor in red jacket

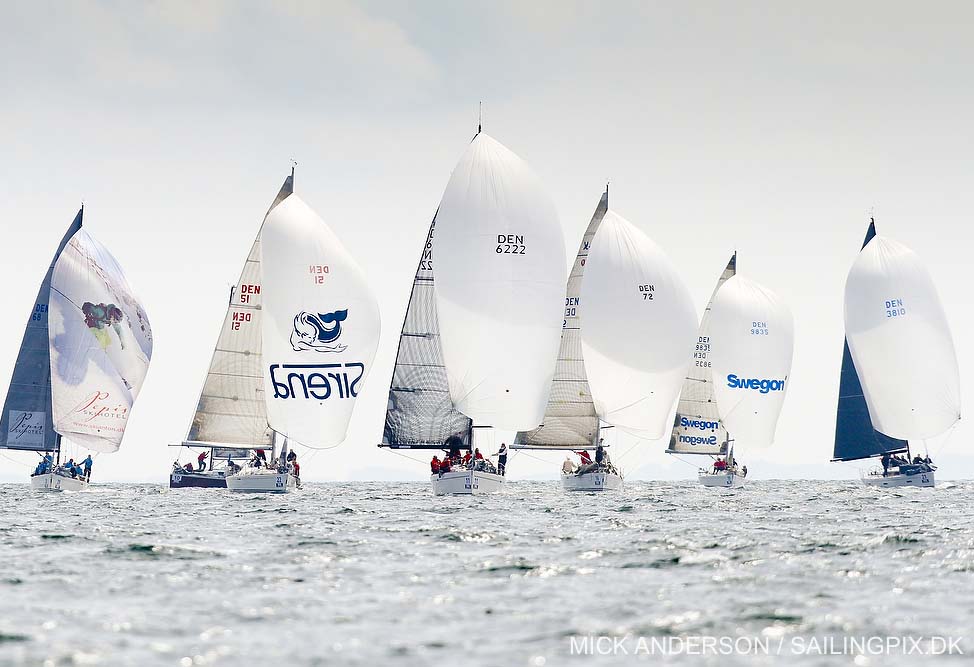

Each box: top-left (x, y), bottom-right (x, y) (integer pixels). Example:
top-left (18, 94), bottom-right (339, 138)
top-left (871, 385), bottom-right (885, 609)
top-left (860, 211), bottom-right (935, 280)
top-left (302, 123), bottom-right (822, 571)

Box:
top-left (430, 456), bottom-right (441, 474)
top-left (197, 450), bottom-right (208, 471)
top-left (578, 450), bottom-right (592, 466)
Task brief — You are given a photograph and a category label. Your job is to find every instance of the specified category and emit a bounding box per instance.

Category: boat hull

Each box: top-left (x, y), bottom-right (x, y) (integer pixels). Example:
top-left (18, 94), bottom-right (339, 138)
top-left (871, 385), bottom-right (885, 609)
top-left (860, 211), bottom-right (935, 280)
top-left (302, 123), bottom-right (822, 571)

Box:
top-left (431, 469), bottom-right (505, 495)
top-left (862, 469), bottom-right (935, 488)
top-left (226, 470), bottom-right (298, 493)
top-left (169, 471), bottom-right (227, 488)
top-left (561, 470), bottom-right (623, 491)
top-left (698, 471), bottom-right (747, 488)
top-left (30, 473), bottom-right (89, 492)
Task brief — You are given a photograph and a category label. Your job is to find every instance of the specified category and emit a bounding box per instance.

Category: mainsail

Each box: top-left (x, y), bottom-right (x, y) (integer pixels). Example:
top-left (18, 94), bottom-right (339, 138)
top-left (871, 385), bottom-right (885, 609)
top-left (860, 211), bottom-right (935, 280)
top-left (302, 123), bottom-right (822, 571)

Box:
top-left (47, 229), bottom-right (153, 452)
top-left (433, 133), bottom-right (567, 431)
top-left (667, 253), bottom-right (737, 455)
top-left (843, 230), bottom-right (960, 441)
top-left (183, 173), bottom-right (293, 450)
top-left (709, 275), bottom-right (793, 449)
top-left (260, 194), bottom-right (381, 447)
top-left (0, 209), bottom-right (83, 452)
top-left (832, 222), bottom-right (908, 461)
top-left (580, 209), bottom-right (698, 437)
top-left (513, 191), bottom-right (606, 448)
top-left (382, 215), bottom-right (472, 449)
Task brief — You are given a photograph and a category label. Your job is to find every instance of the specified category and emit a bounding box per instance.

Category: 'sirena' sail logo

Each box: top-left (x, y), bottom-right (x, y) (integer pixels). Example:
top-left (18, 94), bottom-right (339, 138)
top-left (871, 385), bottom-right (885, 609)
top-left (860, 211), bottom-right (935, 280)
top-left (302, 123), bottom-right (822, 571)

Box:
top-left (269, 363), bottom-right (365, 401)
top-left (726, 374), bottom-right (786, 394)
top-left (291, 309), bottom-right (348, 353)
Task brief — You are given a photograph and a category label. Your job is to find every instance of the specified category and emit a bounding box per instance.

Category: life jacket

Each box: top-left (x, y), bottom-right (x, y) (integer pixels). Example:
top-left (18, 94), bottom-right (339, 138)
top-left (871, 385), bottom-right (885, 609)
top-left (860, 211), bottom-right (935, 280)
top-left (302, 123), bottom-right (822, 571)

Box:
top-left (431, 459), bottom-right (440, 473)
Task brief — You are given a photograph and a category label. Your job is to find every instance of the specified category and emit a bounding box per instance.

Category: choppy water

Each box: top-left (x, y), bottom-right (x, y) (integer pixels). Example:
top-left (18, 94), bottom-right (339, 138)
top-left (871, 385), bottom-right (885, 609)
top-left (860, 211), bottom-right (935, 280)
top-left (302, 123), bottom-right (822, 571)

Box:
top-left (1, 481), bottom-right (973, 666)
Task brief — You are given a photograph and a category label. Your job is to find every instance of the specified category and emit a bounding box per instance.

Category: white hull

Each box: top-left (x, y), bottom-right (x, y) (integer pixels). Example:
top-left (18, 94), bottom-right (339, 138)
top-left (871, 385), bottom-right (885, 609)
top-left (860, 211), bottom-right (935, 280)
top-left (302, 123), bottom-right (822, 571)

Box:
top-left (862, 469), bottom-right (935, 488)
top-left (30, 473), bottom-right (89, 492)
top-left (698, 471), bottom-right (747, 488)
top-left (226, 470), bottom-right (298, 493)
top-left (561, 470), bottom-right (623, 491)
top-left (431, 469), bottom-right (505, 495)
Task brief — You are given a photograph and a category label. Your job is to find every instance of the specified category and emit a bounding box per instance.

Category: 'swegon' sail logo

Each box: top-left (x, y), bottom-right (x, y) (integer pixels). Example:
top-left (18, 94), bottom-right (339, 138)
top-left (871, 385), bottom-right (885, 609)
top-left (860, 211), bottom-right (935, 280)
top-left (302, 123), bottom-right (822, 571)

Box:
top-left (290, 309), bottom-right (348, 353)
top-left (726, 374), bottom-right (786, 394)
top-left (677, 416), bottom-right (720, 446)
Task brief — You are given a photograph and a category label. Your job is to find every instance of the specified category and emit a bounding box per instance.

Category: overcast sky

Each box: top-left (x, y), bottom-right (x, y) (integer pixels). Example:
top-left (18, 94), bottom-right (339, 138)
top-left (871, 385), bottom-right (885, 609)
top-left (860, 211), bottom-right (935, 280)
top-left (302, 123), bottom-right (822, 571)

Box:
top-left (2, 1), bottom-right (973, 482)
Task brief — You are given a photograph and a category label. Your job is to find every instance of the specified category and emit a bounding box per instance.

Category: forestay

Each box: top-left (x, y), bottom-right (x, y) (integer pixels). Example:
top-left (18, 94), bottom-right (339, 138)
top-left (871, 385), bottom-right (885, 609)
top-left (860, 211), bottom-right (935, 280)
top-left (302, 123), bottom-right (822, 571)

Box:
top-left (709, 276), bottom-right (793, 449)
top-left (433, 133), bottom-right (567, 431)
top-left (260, 195), bottom-right (380, 448)
top-left (184, 173), bottom-right (293, 449)
top-left (382, 216), bottom-right (472, 448)
top-left (514, 192), bottom-right (606, 448)
top-left (667, 253), bottom-right (736, 455)
top-left (48, 230), bottom-right (153, 452)
top-left (580, 210), bottom-right (697, 437)
top-left (0, 209), bottom-right (82, 451)
top-left (832, 222), bottom-right (908, 462)
top-left (843, 235), bottom-right (960, 440)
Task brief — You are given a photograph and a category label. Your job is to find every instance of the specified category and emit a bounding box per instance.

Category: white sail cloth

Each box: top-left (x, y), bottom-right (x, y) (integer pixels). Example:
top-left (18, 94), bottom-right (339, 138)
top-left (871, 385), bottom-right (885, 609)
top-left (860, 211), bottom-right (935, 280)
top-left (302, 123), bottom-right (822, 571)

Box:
top-left (47, 230), bottom-right (153, 452)
top-left (844, 235), bottom-right (960, 439)
top-left (709, 275), bottom-right (793, 449)
top-left (260, 195), bottom-right (380, 448)
top-left (580, 210), bottom-right (698, 437)
top-left (433, 133), bottom-right (567, 430)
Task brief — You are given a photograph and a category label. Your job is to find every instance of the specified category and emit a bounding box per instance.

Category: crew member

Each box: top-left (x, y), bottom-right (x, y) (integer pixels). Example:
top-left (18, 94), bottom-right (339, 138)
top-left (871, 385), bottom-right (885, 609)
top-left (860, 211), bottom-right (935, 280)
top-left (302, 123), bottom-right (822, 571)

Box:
top-left (431, 456), bottom-right (441, 474)
top-left (82, 454), bottom-right (93, 480)
top-left (496, 443), bottom-right (508, 476)
top-left (197, 450), bottom-right (208, 472)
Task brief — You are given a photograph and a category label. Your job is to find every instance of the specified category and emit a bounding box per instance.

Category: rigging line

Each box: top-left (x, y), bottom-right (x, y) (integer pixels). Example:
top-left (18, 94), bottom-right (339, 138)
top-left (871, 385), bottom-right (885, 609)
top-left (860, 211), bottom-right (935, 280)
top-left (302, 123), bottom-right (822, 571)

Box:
top-left (386, 447), bottom-right (428, 466)
top-left (670, 454), bottom-right (704, 471)
top-left (1, 452), bottom-right (33, 469)
top-left (930, 422), bottom-right (959, 460)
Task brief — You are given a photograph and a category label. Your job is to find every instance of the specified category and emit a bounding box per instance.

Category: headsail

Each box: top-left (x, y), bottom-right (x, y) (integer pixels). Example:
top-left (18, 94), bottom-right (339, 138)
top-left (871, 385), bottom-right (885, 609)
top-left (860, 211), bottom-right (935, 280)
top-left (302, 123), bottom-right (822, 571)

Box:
top-left (580, 209), bottom-right (698, 437)
top-left (513, 191), bottom-right (606, 448)
top-left (667, 253), bottom-right (736, 455)
top-left (709, 275), bottom-right (793, 449)
top-left (1, 209), bottom-right (82, 451)
top-left (843, 232), bottom-right (960, 440)
top-left (184, 173), bottom-right (293, 449)
top-left (382, 215), bottom-right (472, 449)
top-left (433, 133), bottom-right (567, 430)
top-left (832, 222), bottom-right (908, 461)
top-left (260, 194), bottom-right (380, 448)
top-left (48, 229), bottom-right (153, 452)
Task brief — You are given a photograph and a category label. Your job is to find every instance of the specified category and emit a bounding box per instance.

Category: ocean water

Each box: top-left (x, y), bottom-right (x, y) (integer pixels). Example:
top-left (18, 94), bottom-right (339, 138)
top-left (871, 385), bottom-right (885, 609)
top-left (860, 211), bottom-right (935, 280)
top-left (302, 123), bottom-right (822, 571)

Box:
top-left (1, 480), bottom-right (972, 666)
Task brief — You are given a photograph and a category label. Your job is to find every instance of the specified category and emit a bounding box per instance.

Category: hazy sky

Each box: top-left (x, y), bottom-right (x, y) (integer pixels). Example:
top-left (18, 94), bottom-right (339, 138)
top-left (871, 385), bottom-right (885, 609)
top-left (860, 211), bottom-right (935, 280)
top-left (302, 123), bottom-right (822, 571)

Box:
top-left (2, 1), bottom-right (973, 482)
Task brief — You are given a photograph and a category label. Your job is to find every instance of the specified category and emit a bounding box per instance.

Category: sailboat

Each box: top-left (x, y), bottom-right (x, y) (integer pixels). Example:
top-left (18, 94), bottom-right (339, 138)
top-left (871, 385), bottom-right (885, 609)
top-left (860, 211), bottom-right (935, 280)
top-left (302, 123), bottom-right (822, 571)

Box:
top-left (666, 253), bottom-right (736, 477)
top-left (382, 130), bottom-right (567, 495)
top-left (225, 182), bottom-right (381, 493)
top-left (1, 207), bottom-right (153, 491)
top-left (171, 172), bottom-right (293, 488)
top-left (701, 270), bottom-right (794, 487)
top-left (512, 191), bottom-right (609, 491)
top-left (837, 219), bottom-right (960, 488)
top-left (578, 198), bottom-right (699, 485)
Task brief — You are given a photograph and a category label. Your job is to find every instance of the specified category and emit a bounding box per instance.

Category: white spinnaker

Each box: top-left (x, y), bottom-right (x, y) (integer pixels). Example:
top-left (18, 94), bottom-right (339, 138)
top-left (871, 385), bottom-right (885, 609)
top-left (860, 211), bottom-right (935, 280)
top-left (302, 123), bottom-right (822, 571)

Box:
top-left (433, 133), bottom-right (567, 430)
top-left (48, 230), bottom-right (153, 452)
top-left (709, 276), bottom-right (794, 449)
top-left (843, 235), bottom-right (960, 439)
top-left (260, 195), bottom-right (380, 448)
top-left (580, 210), bottom-right (698, 437)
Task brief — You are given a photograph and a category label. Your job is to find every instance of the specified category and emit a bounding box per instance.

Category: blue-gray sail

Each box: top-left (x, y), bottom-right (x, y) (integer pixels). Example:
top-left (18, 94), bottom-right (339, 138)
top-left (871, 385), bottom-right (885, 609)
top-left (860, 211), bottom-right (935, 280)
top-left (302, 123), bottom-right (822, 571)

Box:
top-left (831, 220), bottom-right (909, 462)
top-left (0, 209), bottom-right (83, 451)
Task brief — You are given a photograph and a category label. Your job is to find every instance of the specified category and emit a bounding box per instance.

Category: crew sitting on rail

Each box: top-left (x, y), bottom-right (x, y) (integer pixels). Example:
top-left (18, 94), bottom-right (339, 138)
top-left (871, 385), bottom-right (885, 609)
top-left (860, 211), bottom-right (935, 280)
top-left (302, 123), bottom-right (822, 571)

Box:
top-left (562, 457), bottom-right (576, 475)
top-left (713, 458), bottom-right (728, 473)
